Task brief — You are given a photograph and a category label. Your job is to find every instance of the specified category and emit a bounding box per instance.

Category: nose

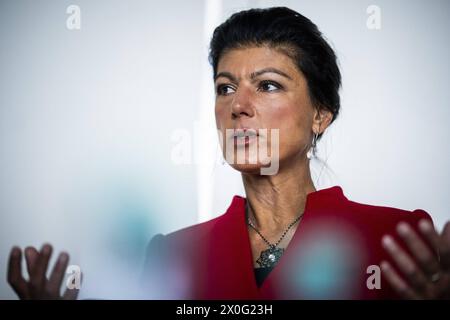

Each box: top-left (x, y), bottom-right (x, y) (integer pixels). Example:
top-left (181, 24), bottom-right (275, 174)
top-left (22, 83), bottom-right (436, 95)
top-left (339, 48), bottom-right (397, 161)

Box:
top-left (231, 86), bottom-right (255, 119)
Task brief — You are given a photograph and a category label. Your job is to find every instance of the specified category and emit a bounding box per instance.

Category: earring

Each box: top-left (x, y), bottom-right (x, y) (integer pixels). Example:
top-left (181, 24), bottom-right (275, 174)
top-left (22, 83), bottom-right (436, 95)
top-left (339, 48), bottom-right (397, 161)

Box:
top-left (307, 131), bottom-right (319, 159)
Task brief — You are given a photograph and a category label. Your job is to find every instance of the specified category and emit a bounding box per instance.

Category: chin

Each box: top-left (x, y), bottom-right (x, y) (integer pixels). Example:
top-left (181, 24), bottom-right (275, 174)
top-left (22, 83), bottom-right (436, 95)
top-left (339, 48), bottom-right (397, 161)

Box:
top-left (228, 157), bottom-right (281, 176)
top-left (229, 162), bottom-right (263, 174)
top-left (221, 145), bottom-right (282, 175)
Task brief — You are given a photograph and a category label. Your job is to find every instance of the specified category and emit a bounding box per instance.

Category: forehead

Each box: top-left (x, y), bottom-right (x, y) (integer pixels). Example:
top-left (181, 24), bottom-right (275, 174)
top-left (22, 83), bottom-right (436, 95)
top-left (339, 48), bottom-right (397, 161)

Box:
top-left (216, 46), bottom-right (300, 78)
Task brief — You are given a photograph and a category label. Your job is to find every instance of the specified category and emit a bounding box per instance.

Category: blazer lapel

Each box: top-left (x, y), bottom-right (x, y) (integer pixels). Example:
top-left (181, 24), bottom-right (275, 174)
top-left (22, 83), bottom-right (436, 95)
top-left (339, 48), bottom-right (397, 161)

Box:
top-left (201, 196), bottom-right (259, 299)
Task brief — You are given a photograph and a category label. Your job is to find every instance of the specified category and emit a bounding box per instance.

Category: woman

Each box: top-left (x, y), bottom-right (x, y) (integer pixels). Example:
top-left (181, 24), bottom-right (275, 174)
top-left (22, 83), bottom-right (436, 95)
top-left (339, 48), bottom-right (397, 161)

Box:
top-left (7, 7), bottom-right (450, 300)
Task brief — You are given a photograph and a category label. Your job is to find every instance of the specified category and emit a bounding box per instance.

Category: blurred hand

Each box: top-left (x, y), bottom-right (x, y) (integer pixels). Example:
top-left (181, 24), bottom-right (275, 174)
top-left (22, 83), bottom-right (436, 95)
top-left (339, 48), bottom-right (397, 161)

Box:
top-left (381, 219), bottom-right (450, 299)
top-left (7, 244), bottom-right (79, 300)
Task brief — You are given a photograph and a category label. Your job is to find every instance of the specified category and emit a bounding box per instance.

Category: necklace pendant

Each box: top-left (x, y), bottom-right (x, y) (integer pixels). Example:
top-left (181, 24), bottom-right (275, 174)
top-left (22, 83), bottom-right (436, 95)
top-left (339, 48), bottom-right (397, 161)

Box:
top-left (256, 246), bottom-right (284, 268)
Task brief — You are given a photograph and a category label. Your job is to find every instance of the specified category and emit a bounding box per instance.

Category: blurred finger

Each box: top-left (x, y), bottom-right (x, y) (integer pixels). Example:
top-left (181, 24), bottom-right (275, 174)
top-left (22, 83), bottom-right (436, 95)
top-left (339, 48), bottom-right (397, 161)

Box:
top-left (46, 252), bottom-right (69, 297)
top-left (29, 243), bottom-right (52, 297)
top-left (7, 247), bottom-right (29, 299)
top-left (382, 235), bottom-right (428, 291)
top-left (439, 222), bottom-right (450, 271)
top-left (397, 222), bottom-right (441, 278)
top-left (24, 247), bottom-right (39, 276)
top-left (418, 219), bottom-right (440, 256)
top-left (380, 260), bottom-right (419, 299)
top-left (62, 287), bottom-right (80, 300)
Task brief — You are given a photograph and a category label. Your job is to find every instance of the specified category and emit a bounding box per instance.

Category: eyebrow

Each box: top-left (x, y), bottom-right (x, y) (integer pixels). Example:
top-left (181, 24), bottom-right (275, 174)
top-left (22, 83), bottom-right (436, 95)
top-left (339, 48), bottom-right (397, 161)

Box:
top-left (214, 71), bottom-right (237, 83)
top-left (250, 68), bottom-right (293, 81)
top-left (214, 67), bottom-right (293, 83)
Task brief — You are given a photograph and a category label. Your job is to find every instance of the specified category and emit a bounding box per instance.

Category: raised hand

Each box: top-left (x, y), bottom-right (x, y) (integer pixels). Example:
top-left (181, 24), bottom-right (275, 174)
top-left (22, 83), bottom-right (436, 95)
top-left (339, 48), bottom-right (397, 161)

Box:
top-left (381, 219), bottom-right (450, 299)
top-left (7, 244), bottom-right (79, 300)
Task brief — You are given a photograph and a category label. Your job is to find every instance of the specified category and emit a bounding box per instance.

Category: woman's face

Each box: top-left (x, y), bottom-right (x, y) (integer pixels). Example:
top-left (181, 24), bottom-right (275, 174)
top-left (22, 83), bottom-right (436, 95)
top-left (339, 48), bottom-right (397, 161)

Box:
top-left (214, 45), bottom-right (329, 174)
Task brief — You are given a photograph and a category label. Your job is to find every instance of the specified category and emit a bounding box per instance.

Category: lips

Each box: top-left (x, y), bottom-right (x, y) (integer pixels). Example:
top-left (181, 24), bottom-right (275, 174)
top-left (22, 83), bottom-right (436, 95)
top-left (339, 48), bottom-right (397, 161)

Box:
top-left (229, 128), bottom-right (259, 148)
top-left (232, 128), bottom-right (258, 138)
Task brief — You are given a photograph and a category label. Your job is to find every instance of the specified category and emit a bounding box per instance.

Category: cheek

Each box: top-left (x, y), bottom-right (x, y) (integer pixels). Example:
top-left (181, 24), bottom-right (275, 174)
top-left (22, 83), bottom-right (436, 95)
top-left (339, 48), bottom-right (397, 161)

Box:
top-left (214, 103), bottom-right (227, 129)
top-left (261, 101), bottom-right (313, 154)
top-left (263, 102), bottom-right (309, 135)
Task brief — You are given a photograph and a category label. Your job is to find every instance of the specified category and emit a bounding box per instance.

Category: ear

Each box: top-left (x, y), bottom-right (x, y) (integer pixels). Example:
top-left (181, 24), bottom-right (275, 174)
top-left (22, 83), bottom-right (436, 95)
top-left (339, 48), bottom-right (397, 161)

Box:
top-left (312, 108), bottom-right (333, 134)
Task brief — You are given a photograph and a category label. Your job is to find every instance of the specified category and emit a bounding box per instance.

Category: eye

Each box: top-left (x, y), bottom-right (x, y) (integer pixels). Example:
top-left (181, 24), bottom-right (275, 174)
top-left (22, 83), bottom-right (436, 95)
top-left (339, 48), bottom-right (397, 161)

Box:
top-left (216, 84), bottom-right (236, 96)
top-left (258, 80), bottom-right (282, 92)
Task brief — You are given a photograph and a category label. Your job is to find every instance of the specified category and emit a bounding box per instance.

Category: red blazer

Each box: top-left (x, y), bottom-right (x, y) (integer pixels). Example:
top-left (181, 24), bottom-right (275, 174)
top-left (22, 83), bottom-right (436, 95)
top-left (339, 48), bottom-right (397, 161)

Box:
top-left (142, 186), bottom-right (433, 299)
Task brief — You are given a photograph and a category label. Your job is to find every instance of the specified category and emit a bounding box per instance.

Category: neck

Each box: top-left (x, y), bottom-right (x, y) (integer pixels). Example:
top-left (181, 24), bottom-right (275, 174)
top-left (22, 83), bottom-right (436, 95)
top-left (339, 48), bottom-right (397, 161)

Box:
top-left (242, 155), bottom-right (316, 233)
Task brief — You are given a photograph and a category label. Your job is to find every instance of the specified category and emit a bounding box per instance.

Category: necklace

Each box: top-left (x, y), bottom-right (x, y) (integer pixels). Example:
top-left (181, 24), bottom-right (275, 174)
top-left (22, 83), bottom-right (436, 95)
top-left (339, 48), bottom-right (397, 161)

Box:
top-left (246, 202), bottom-right (303, 268)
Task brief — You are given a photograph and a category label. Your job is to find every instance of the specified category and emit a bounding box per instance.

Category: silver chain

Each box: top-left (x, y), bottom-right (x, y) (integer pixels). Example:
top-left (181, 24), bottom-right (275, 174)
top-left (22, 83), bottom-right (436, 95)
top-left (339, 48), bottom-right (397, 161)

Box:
top-left (246, 203), bottom-right (303, 248)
